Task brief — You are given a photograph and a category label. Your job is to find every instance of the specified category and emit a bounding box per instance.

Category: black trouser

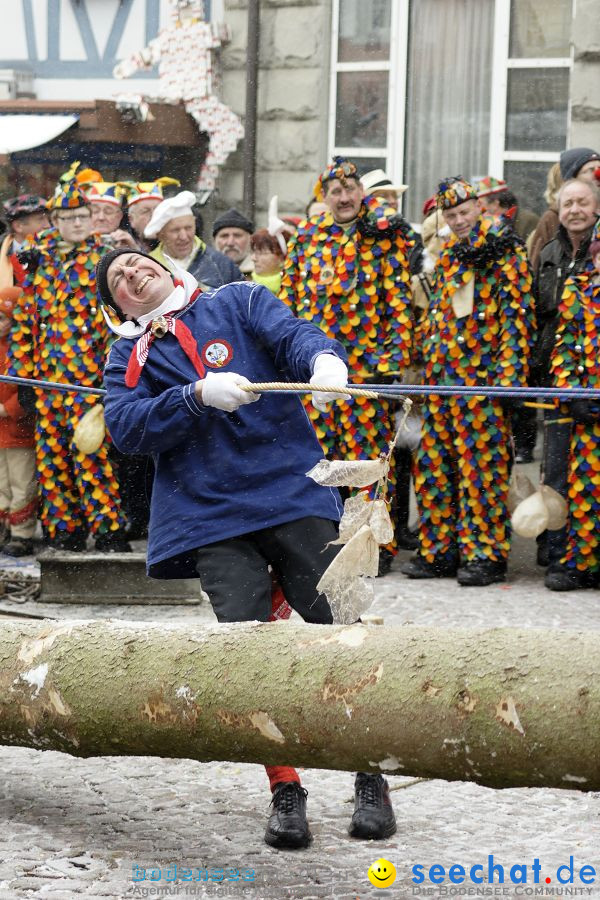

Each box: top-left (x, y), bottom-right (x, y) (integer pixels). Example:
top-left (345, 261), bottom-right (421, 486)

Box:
top-left (511, 404), bottom-right (538, 456)
top-left (193, 517), bottom-right (338, 624)
top-left (389, 446), bottom-right (412, 535)
top-left (539, 412), bottom-right (572, 564)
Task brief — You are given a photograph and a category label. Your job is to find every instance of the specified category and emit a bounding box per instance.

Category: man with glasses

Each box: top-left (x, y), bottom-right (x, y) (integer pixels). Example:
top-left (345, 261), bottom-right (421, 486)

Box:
top-left (8, 175), bottom-right (129, 552)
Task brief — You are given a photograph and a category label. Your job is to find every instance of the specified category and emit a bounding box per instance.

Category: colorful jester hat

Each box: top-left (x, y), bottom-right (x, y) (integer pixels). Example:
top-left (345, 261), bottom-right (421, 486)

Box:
top-left (86, 182), bottom-right (128, 207)
top-left (313, 156), bottom-right (359, 202)
top-left (46, 177), bottom-right (90, 211)
top-left (475, 176), bottom-right (508, 198)
top-left (59, 160), bottom-right (103, 188)
top-left (436, 176), bottom-right (478, 210)
top-left (126, 177), bottom-right (181, 207)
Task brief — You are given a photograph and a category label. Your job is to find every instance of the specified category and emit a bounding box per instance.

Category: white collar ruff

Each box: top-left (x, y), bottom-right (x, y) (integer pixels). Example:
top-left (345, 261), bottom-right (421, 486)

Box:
top-left (103, 263), bottom-right (199, 338)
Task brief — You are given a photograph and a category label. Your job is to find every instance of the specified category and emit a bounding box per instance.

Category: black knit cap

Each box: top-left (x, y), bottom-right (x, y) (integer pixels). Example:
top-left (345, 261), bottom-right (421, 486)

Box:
top-left (212, 207), bottom-right (254, 237)
top-left (95, 248), bottom-right (171, 318)
top-left (560, 147), bottom-right (600, 180)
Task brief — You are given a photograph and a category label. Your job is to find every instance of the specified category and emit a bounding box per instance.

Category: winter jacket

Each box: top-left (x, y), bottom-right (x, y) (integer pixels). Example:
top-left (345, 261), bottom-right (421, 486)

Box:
top-left (104, 281), bottom-right (345, 578)
top-left (151, 237), bottom-right (242, 288)
top-left (532, 222), bottom-right (597, 384)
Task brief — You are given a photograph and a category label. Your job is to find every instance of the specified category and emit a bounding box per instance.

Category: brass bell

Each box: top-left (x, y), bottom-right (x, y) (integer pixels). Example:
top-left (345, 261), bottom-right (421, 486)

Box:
top-left (151, 316), bottom-right (169, 338)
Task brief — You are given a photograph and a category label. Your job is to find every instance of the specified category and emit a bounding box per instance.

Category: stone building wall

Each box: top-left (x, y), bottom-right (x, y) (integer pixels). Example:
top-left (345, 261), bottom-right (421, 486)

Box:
top-left (570, 0), bottom-right (600, 149)
top-left (213, 0), bottom-right (331, 228)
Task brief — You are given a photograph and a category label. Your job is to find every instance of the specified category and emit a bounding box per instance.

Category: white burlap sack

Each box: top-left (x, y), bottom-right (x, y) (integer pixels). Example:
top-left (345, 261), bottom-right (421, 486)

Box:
top-left (540, 484), bottom-right (568, 530)
top-left (73, 405), bottom-right (105, 454)
top-left (507, 469), bottom-right (536, 514)
top-left (306, 458), bottom-right (387, 488)
top-left (511, 490), bottom-right (549, 538)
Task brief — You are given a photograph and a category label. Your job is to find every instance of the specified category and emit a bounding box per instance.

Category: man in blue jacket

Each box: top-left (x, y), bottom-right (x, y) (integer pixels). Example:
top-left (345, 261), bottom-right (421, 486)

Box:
top-left (97, 248), bottom-right (398, 850)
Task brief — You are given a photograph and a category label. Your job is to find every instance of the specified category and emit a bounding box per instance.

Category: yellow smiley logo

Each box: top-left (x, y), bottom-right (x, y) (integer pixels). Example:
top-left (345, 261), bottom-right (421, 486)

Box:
top-left (367, 858), bottom-right (397, 889)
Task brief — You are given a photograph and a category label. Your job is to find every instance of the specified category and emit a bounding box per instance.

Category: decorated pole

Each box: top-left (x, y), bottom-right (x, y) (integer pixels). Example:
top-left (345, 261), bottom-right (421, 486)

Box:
top-left (1, 620), bottom-right (598, 791)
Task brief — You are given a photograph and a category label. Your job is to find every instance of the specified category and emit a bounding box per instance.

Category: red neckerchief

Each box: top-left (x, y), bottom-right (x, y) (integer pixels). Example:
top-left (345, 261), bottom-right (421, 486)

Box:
top-left (125, 285), bottom-right (205, 388)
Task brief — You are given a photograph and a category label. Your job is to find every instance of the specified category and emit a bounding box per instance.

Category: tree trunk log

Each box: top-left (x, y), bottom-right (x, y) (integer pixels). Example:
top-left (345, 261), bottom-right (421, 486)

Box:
top-left (0, 620), bottom-right (598, 791)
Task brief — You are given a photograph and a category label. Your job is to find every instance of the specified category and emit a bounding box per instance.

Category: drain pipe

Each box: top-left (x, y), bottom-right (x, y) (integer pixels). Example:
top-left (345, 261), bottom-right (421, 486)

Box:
top-left (242, 0), bottom-right (260, 221)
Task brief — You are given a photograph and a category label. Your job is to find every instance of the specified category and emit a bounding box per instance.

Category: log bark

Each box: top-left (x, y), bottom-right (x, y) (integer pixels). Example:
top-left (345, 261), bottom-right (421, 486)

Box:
top-left (0, 620), bottom-right (598, 791)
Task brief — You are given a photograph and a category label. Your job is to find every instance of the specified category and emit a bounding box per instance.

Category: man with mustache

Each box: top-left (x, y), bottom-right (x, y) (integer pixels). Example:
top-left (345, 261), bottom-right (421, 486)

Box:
top-left (280, 157), bottom-right (417, 573)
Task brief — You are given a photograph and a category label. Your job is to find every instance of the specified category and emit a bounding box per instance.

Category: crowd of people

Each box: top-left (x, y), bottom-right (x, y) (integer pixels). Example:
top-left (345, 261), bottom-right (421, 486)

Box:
top-left (0, 147), bottom-right (599, 848)
top-left (0, 151), bottom-right (597, 586)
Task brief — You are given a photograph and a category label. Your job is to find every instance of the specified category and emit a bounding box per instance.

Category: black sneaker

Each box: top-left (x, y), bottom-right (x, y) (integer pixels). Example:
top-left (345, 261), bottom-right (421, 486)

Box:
top-left (544, 564), bottom-right (597, 592)
top-left (348, 773), bottom-right (396, 840)
top-left (401, 554), bottom-right (457, 579)
top-left (457, 559), bottom-right (506, 587)
top-left (95, 530), bottom-right (132, 553)
top-left (264, 782), bottom-right (312, 850)
top-left (3, 538), bottom-right (34, 557)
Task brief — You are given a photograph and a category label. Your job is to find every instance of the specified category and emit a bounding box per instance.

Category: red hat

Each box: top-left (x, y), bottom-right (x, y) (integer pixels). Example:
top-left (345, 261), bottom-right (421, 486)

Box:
top-left (422, 195), bottom-right (437, 217)
top-left (0, 286), bottom-right (22, 318)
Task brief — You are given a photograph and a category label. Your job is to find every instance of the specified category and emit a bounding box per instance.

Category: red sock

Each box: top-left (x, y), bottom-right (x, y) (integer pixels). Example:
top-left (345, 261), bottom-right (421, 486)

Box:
top-left (265, 765), bottom-right (301, 792)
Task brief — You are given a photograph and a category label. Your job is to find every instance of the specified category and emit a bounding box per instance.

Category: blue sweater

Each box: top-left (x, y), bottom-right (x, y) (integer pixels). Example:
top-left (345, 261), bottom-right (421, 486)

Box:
top-left (104, 281), bottom-right (346, 578)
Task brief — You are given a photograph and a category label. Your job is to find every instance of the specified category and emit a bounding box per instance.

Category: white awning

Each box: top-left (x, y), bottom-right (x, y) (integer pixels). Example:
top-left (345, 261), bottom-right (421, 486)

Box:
top-left (0, 114), bottom-right (79, 155)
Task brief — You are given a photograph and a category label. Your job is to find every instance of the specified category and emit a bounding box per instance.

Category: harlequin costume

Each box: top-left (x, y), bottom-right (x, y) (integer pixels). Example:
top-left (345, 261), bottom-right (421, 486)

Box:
top-left (548, 257), bottom-right (600, 589)
top-left (0, 287), bottom-right (37, 554)
top-left (8, 179), bottom-right (127, 548)
top-left (405, 177), bottom-right (534, 584)
top-left (280, 158), bottom-right (415, 556)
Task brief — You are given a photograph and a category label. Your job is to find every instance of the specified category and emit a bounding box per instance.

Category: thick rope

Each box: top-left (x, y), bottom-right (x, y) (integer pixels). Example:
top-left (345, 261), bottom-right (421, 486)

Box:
top-left (241, 382), bottom-right (380, 399)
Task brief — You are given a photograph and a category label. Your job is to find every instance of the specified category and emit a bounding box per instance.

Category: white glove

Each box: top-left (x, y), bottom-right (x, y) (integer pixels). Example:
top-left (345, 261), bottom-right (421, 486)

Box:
top-left (310, 354), bottom-right (350, 413)
top-left (200, 371), bottom-right (261, 413)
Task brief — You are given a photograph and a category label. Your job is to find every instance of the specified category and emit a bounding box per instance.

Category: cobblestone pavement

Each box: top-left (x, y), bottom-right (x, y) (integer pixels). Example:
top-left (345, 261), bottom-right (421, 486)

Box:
top-left (1, 465), bottom-right (599, 899)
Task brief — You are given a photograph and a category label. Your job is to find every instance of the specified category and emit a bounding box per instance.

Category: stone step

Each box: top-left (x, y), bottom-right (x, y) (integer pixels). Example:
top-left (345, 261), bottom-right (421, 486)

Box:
top-left (38, 550), bottom-right (202, 605)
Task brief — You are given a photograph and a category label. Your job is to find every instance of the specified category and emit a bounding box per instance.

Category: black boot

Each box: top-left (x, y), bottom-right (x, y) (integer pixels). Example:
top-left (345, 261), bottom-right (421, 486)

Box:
top-left (377, 548), bottom-right (395, 577)
top-left (3, 538), bottom-right (34, 557)
top-left (95, 530), bottom-right (132, 553)
top-left (457, 559), bottom-right (506, 587)
top-left (348, 773), bottom-right (396, 840)
top-left (544, 564), bottom-right (597, 592)
top-left (264, 782), bottom-right (312, 850)
top-left (401, 554), bottom-right (457, 579)
top-left (49, 530), bottom-right (87, 552)
top-left (395, 526), bottom-right (419, 551)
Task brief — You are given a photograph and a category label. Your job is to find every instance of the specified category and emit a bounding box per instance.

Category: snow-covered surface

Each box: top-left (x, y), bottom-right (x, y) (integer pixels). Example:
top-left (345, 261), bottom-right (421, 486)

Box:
top-left (0, 461), bottom-right (599, 898)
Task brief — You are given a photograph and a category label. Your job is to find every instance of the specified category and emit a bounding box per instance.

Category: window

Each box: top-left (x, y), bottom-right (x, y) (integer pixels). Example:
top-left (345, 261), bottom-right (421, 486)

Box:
top-left (329, 0), bottom-right (573, 221)
top-left (328, 0), bottom-right (408, 195)
top-left (490, 0), bottom-right (573, 214)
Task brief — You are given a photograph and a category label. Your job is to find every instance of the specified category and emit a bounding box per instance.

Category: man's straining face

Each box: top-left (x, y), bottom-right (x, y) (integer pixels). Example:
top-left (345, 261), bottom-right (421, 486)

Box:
top-left (324, 177), bottom-right (364, 224)
top-left (107, 253), bottom-right (175, 320)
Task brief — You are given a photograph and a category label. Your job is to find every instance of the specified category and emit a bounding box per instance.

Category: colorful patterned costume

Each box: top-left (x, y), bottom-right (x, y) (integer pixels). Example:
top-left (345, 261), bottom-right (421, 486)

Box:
top-left (550, 272), bottom-right (600, 575)
top-left (9, 227), bottom-right (126, 541)
top-left (415, 214), bottom-right (534, 565)
top-left (280, 196), bottom-right (414, 464)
